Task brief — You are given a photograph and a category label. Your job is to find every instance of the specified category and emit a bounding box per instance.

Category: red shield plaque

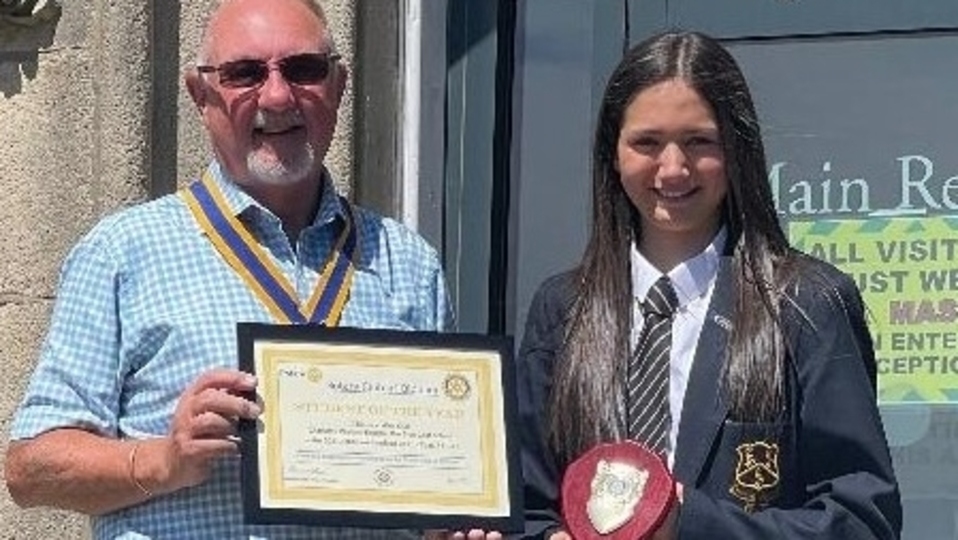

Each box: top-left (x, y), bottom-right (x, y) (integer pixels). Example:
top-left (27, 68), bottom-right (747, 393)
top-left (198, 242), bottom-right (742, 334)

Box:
top-left (561, 441), bottom-right (675, 540)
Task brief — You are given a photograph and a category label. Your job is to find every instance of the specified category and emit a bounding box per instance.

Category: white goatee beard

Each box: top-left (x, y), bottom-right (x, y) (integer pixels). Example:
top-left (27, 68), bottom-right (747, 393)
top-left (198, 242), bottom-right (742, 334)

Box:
top-left (246, 140), bottom-right (316, 186)
top-left (246, 109), bottom-right (316, 186)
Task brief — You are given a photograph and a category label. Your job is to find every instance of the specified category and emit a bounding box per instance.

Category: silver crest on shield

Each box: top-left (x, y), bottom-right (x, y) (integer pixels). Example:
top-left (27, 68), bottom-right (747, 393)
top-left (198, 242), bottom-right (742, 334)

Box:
top-left (586, 459), bottom-right (649, 534)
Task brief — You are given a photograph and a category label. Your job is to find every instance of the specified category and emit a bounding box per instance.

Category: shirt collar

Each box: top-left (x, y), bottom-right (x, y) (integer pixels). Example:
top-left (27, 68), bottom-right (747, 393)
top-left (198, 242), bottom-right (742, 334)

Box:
top-left (204, 160), bottom-right (347, 229)
top-left (631, 227), bottom-right (727, 309)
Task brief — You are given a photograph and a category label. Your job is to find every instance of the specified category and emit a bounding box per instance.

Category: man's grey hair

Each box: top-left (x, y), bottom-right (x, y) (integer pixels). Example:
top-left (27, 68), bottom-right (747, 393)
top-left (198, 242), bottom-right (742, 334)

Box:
top-left (195, 0), bottom-right (338, 65)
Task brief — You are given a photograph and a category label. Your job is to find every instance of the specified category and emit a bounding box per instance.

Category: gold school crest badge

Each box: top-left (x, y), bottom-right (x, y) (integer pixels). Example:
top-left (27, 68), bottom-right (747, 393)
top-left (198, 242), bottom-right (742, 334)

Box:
top-left (730, 441), bottom-right (780, 512)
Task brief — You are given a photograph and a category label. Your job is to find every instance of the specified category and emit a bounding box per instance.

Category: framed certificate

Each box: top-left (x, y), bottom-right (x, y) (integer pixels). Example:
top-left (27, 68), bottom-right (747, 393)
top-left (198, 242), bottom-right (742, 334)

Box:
top-left (237, 323), bottom-right (523, 532)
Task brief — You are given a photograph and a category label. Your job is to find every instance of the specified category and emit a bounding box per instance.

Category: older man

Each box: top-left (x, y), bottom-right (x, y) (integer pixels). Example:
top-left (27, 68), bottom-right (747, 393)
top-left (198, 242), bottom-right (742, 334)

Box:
top-left (4, 0), bottom-right (453, 537)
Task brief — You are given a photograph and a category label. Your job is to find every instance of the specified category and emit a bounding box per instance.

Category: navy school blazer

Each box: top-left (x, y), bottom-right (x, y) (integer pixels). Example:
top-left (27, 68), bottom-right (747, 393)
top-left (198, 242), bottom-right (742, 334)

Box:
top-left (516, 256), bottom-right (902, 539)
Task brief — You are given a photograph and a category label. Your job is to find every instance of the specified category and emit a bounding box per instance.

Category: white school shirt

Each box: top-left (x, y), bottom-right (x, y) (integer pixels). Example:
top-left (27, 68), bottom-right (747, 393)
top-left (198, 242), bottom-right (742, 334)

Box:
top-left (630, 228), bottom-right (726, 469)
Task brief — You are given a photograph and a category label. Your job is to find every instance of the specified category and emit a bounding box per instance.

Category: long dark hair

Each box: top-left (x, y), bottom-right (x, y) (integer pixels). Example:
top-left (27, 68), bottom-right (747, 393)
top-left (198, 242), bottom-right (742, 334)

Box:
top-left (548, 30), bottom-right (802, 466)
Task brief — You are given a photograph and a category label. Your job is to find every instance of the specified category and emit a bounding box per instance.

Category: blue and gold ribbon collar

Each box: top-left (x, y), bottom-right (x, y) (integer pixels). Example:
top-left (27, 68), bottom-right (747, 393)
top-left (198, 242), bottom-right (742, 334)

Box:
top-left (180, 171), bottom-right (357, 326)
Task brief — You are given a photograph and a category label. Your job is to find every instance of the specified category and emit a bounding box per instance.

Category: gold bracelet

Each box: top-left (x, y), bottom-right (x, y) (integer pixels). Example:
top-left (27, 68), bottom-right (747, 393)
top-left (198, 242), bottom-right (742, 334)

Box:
top-left (128, 441), bottom-right (153, 498)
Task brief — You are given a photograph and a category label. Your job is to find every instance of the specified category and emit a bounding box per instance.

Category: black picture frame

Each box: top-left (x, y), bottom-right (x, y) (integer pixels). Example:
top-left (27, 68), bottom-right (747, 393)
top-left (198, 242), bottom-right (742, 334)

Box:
top-left (236, 323), bottom-right (523, 532)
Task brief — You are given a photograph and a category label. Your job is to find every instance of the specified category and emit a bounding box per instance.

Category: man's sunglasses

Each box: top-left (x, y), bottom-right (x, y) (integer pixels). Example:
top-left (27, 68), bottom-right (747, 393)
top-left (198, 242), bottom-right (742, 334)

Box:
top-left (197, 53), bottom-right (341, 89)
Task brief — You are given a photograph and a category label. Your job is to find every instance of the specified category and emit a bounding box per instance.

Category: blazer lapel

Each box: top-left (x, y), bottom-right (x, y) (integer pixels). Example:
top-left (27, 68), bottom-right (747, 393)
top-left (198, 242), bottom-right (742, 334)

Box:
top-left (673, 257), bottom-right (733, 485)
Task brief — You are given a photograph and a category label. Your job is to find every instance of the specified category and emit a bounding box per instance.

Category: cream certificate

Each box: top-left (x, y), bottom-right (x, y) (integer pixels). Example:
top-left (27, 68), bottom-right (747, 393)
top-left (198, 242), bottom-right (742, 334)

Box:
top-left (252, 339), bottom-right (512, 518)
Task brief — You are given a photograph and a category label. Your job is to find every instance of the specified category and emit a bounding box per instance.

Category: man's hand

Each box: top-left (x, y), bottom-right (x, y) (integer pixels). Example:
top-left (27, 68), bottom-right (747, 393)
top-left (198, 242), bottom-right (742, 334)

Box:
top-left (5, 369), bottom-right (262, 515)
top-left (147, 368), bottom-right (261, 494)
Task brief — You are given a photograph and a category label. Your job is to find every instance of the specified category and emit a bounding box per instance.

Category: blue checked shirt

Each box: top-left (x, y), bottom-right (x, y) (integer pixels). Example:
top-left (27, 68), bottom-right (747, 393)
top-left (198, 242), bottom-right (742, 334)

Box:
top-left (11, 162), bottom-right (455, 539)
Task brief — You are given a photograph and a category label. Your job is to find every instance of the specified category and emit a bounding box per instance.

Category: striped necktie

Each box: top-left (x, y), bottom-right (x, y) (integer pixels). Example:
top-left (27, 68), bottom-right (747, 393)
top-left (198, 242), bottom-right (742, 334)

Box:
top-left (628, 276), bottom-right (679, 455)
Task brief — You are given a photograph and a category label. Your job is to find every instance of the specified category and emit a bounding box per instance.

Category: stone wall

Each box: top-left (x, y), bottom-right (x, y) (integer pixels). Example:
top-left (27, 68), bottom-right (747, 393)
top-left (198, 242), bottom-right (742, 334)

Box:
top-left (0, 1), bottom-right (356, 537)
